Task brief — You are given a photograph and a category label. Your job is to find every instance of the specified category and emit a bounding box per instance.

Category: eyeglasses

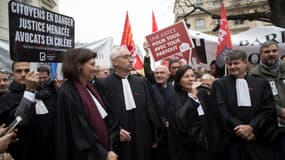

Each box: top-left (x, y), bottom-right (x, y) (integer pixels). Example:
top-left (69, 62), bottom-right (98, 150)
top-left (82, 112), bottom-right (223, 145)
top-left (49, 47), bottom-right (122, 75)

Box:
top-left (117, 54), bottom-right (134, 60)
top-left (263, 49), bottom-right (278, 54)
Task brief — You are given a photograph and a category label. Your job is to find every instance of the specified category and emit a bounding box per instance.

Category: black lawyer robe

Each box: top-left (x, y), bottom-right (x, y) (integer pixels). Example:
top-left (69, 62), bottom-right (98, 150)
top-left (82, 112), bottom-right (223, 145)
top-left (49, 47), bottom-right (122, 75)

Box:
top-left (0, 81), bottom-right (56, 160)
top-left (96, 73), bottom-right (163, 160)
top-left (167, 90), bottom-right (210, 160)
top-left (211, 75), bottom-right (278, 160)
top-left (149, 83), bottom-right (174, 160)
top-left (197, 85), bottom-right (227, 160)
top-left (55, 80), bottom-right (119, 160)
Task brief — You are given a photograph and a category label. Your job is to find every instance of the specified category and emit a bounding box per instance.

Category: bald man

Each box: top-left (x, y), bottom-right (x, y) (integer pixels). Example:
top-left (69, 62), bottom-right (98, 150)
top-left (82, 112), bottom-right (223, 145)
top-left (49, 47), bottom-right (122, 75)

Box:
top-left (154, 65), bottom-right (170, 86)
top-left (94, 64), bottom-right (110, 79)
top-left (146, 65), bottom-right (173, 160)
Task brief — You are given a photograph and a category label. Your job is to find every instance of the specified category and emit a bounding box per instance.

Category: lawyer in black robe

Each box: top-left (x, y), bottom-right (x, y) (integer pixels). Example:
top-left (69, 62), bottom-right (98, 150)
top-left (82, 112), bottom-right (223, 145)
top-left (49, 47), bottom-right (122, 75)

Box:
top-left (0, 62), bottom-right (55, 160)
top-left (197, 84), bottom-right (226, 160)
top-left (166, 66), bottom-right (210, 160)
top-left (96, 74), bottom-right (163, 160)
top-left (56, 80), bottom-right (119, 160)
top-left (144, 54), bottom-right (174, 160)
top-left (0, 81), bottom-right (30, 160)
top-left (211, 50), bottom-right (278, 160)
top-left (55, 48), bottom-right (119, 160)
top-left (95, 46), bottom-right (163, 160)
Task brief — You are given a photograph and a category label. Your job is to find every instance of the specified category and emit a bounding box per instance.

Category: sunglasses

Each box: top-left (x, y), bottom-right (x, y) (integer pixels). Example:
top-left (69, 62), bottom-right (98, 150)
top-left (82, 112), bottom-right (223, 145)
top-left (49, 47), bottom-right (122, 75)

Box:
top-left (263, 49), bottom-right (278, 54)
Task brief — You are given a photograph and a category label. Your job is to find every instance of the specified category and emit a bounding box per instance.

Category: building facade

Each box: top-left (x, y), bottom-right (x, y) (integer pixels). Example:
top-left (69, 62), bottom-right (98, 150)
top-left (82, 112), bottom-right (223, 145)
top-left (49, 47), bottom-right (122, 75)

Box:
top-left (0, 0), bottom-right (58, 41)
top-left (173, 0), bottom-right (270, 35)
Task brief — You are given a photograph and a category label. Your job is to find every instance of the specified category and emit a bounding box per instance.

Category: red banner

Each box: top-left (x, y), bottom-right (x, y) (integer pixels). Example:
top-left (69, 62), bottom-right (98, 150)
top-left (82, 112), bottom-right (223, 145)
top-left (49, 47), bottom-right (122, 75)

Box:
top-left (216, 2), bottom-right (232, 67)
top-left (152, 10), bottom-right (158, 32)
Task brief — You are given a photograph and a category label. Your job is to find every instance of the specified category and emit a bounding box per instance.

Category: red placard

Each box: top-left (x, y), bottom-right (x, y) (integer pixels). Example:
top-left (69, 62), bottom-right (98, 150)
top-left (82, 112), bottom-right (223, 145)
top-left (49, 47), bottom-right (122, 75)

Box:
top-left (145, 21), bottom-right (194, 61)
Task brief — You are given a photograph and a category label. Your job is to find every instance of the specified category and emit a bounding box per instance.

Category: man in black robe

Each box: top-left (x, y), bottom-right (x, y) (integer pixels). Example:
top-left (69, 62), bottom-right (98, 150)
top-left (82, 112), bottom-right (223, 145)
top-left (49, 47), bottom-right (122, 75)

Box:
top-left (212, 50), bottom-right (278, 160)
top-left (96, 46), bottom-right (163, 160)
top-left (0, 62), bottom-right (48, 160)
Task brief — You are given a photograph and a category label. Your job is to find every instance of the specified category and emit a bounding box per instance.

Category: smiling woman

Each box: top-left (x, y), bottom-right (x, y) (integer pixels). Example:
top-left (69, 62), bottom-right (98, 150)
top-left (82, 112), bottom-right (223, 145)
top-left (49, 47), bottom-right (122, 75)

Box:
top-left (61, 48), bottom-right (97, 82)
top-left (55, 48), bottom-right (120, 160)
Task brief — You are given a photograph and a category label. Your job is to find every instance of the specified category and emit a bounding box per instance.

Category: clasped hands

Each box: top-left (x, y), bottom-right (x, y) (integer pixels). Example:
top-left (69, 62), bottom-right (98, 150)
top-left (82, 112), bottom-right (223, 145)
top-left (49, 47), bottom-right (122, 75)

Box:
top-left (234, 124), bottom-right (256, 141)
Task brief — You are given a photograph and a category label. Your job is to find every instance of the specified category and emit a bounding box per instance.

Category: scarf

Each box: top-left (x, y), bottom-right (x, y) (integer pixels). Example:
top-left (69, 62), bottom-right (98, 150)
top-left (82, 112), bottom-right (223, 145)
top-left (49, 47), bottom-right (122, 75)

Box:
top-left (74, 80), bottom-right (108, 149)
top-left (261, 59), bottom-right (281, 74)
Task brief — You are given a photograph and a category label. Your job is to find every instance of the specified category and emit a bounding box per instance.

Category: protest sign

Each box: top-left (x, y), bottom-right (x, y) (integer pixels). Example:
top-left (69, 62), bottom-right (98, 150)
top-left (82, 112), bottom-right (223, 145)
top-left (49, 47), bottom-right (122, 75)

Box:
top-left (9, 0), bottom-right (74, 62)
top-left (145, 21), bottom-right (194, 62)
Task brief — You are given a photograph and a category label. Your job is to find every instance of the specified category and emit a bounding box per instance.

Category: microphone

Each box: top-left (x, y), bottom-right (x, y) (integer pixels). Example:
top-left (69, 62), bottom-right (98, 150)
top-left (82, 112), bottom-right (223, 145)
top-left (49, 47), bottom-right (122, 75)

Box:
top-left (0, 116), bottom-right (22, 136)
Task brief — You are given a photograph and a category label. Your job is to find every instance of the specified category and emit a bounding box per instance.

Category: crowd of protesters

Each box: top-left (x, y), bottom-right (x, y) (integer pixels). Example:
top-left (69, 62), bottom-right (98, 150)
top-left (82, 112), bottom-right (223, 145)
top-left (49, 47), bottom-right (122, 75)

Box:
top-left (0, 40), bottom-right (283, 160)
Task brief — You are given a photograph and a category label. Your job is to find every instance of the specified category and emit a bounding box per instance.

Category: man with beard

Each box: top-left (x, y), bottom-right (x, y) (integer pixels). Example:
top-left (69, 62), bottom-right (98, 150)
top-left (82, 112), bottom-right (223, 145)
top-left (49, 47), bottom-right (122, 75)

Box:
top-left (250, 41), bottom-right (285, 160)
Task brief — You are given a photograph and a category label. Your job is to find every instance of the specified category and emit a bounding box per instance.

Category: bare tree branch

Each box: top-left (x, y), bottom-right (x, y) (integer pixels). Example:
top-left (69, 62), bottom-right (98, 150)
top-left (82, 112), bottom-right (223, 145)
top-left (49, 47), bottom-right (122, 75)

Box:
top-left (174, 0), bottom-right (285, 28)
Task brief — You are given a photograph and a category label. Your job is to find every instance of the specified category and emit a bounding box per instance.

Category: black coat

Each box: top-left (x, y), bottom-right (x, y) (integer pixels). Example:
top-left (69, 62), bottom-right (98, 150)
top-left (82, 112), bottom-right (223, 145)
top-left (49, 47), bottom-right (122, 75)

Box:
top-left (167, 90), bottom-right (210, 160)
top-left (0, 81), bottom-right (56, 160)
top-left (211, 75), bottom-right (278, 160)
top-left (0, 81), bottom-right (25, 124)
top-left (96, 74), bottom-right (163, 160)
top-left (197, 85), bottom-right (226, 160)
top-left (55, 80), bottom-right (119, 160)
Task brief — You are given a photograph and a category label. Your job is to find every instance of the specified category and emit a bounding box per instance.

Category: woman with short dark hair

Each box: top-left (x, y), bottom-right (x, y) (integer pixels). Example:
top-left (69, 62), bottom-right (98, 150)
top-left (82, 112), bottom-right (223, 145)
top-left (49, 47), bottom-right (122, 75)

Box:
top-left (55, 48), bottom-right (119, 160)
top-left (167, 66), bottom-right (211, 160)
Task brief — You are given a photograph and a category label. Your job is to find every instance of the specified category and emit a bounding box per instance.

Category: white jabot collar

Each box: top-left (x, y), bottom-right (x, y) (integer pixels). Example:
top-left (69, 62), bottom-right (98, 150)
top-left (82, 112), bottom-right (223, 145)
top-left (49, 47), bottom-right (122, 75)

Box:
top-left (87, 89), bottom-right (108, 119)
top-left (122, 76), bottom-right (136, 111)
top-left (236, 79), bottom-right (252, 107)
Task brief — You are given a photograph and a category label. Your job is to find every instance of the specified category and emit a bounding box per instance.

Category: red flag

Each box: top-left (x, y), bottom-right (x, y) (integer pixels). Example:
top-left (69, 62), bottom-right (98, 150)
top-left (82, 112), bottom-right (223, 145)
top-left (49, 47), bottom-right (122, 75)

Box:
top-left (152, 10), bottom-right (158, 32)
top-left (216, 2), bottom-right (232, 67)
top-left (121, 11), bottom-right (143, 70)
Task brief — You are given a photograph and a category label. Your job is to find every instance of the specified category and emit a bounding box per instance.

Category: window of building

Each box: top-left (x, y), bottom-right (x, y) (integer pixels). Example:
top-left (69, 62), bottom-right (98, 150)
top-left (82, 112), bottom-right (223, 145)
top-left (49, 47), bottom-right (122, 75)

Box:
top-left (195, 18), bottom-right (205, 30)
top-left (234, 20), bottom-right (244, 25)
top-left (196, 0), bottom-right (204, 5)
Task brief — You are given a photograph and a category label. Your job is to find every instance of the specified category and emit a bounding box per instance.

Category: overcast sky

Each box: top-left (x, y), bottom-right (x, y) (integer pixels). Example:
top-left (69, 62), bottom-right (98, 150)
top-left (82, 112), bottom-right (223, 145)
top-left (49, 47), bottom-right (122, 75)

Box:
top-left (58, 0), bottom-right (175, 48)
